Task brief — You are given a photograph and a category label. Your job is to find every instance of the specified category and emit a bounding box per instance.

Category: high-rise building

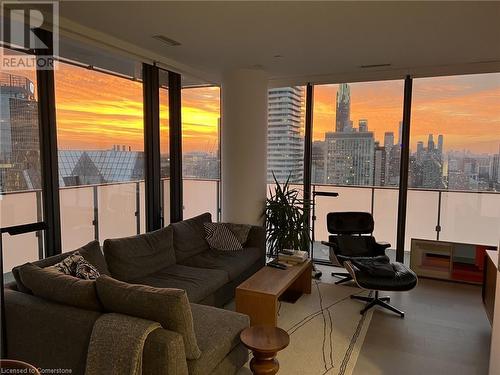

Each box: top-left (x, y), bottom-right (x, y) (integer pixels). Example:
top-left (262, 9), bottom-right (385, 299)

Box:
top-left (335, 83), bottom-right (351, 133)
top-left (373, 142), bottom-right (386, 186)
top-left (311, 141), bottom-right (326, 184)
top-left (325, 131), bottom-right (374, 186)
top-left (267, 87), bottom-right (304, 182)
top-left (358, 119), bottom-right (368, 132)
top-left (0, 73), bottom-right (40, 192)
top-left (428, 134), bottom-right (435, 151)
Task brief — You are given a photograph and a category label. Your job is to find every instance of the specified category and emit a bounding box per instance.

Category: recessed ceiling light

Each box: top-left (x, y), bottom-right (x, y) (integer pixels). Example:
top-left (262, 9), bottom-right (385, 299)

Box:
top-left (360, 63), bottom-right (392, 68)
top-left (152, 35), bottom-right (181, 47)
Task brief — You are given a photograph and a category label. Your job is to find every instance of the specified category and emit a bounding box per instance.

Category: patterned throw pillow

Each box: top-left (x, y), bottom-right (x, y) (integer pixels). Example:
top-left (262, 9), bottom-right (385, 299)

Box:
top-left (53, 252), bottom-right (84, 275)
top-left (53, 251), bottom-right (100, 280)
top-left (204, 223), bottom-right (243, 251)
top-left (75, 259), bottom-right (100, 280)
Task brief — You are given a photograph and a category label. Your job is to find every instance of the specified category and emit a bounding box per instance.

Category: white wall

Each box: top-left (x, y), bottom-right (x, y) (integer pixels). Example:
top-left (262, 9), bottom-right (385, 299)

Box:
top-left (221, 69), bottom-right (268, 225)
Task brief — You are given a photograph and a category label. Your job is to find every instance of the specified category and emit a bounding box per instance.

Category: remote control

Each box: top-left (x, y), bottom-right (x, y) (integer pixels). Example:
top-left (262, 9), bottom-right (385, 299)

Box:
top-left (267, 262), bottom-right (287, 270)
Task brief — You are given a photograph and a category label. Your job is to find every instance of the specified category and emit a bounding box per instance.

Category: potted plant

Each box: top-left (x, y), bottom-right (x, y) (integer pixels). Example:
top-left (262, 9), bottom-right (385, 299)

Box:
top-left (264, 174), bottom-right (311, 259)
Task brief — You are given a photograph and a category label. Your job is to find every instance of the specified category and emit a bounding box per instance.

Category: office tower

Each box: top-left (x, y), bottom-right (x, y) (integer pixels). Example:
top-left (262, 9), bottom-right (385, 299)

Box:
top-left (438, 134), bottom-right (444, 154)
top-left (311, 141), bottom-right (326, 184)
top-left (373, 142), bottom-right (386, 186)
top-left (335, 83), bottom-right (351, 132)
top-left (267, 87), bottom-right (304, 182)
top-left (384, 132), bottom-right (395, 184)
top-left (0, 73), bottom-right (40, 192)
top-left (491, 153), bottom-right (500, 189)
top-left (325, 131), bottom-right (374, 186)
top-left (428, 134), bottom-right (435, 151)
top-left (384, 132), bottom-right (394, 150)
top-left (416, 141), bottom-right (424, 159)
top-left (398, 121), bottom-right (403, 146)
top-left (358, 119), bottom-right (368, 132)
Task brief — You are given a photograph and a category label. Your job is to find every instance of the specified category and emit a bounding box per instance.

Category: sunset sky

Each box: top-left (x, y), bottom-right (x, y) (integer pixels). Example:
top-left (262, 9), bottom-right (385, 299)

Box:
top-left (8, 58), bottom-right (500, 155)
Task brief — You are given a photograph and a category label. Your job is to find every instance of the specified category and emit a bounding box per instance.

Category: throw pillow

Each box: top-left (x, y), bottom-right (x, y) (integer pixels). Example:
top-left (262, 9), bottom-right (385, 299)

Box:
top-left (53, 252), bottom-right (100, 280)
top-left (96, 275), bottom-right (201, 360)
top-left (53, 252), bottom-right (84, 275)
top-left (18, 263), bottom-right (102, 311)
top-left (103, 225), bottom-right (176, 282)
top-left (12, 240), bottom-right (109, 293)
top-left (225, 223), bottom-right (252, 245)
top-left (204, 223), bottom-right (243, 251)
top-left (75, 259), bottom-right (101, 280)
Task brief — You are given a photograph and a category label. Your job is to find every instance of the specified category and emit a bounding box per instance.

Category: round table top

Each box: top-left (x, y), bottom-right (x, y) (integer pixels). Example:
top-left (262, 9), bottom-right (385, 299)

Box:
top-left (240, 325), bottom-right (290, 353)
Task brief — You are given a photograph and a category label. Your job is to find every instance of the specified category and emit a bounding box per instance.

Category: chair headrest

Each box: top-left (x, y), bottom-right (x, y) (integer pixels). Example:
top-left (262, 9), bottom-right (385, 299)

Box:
top-left (326, 212), bottom-right (374, 234)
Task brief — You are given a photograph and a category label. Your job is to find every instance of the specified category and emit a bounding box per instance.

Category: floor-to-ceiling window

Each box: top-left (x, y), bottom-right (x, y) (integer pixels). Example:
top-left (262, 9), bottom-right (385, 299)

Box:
top-left (181, 85), bottom-right (220, 220)
top-left (0, 47), bottom-right (44, 273)
top-left (55, 60), bottom-right (144, 250)
top-left (407, 72), bottom-right (500, 250)
top-left (311, 80), bottom-right (404, 261)
top-left (159, 69), bottom-right (170, 225)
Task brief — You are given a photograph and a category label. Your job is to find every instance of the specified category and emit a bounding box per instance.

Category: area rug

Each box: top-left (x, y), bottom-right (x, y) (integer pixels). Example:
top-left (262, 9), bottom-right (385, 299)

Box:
top-left (239, 281), bottom-right (373, 375)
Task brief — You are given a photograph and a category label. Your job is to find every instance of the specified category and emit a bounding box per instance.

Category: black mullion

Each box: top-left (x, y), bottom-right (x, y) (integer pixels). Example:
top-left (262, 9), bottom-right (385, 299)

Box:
top-left (143, 63), bottom-right (161, 231)
top-left (396, 75), bottom-right (413, 262)
top-left (36, 29), bottom-right (61, 256)
top-left (303, 84), bottom-right (314, 252)
top-left (168, 72), bottom-right (183, 223)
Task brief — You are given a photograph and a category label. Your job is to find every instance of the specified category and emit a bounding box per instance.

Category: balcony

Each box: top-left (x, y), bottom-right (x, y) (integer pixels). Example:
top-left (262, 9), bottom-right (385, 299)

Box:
top-left (0, 178), bottom-right (220, 274)
top-left (265, 182), bottom-right (500, 263)
top-left (309, 184), bottom-right (500, 262)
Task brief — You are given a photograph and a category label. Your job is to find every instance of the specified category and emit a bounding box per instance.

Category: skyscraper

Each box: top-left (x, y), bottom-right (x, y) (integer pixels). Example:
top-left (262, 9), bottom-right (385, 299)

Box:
top-left (325, 131), bottom-right (374, 186)
top-left (0, 73), bottom-right (40, 192)
top-left (358, 119), bottom-right (368, 132)
top-left (373, 142), bottom-right (386, 186)
top-left (335, 83), bottom-right (351, 133)
top-left (267, 87), bottom-right (304, 182)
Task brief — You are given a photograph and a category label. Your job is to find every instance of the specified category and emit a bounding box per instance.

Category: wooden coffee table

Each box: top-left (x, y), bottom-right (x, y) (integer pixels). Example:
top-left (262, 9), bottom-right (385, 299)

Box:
top-left (236, 259), bottom-right (312, 326)
top-left (240, 325), bottom-right (290, 375)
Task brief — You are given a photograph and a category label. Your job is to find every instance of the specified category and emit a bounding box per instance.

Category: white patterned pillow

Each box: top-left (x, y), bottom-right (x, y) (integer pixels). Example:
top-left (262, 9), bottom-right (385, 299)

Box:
top-left (204, 223), bottom-right (243, 251)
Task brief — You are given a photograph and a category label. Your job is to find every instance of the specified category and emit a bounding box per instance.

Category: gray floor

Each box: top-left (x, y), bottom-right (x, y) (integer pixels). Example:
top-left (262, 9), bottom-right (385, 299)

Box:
top-left (316, 265), bottom-right (491, 375)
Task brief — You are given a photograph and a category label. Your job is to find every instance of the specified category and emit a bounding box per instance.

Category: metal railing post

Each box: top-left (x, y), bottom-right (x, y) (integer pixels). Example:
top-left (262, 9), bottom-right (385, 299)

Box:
top-left (93, 185), bottom-right (99, 242)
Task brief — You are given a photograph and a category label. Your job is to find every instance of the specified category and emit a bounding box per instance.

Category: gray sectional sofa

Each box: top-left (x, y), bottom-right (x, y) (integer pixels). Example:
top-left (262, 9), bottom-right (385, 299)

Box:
top-left (4, 212), bottom-right (266, 375)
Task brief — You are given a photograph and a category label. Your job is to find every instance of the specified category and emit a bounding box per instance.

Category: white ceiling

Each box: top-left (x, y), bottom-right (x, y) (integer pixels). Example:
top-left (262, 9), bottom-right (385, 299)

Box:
top-left (58, 1), bottom-right (500, 86)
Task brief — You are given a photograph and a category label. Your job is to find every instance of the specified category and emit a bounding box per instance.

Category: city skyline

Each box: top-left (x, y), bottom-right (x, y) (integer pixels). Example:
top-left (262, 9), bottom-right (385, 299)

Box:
top-left (4, 57), bottom-right (499, 154)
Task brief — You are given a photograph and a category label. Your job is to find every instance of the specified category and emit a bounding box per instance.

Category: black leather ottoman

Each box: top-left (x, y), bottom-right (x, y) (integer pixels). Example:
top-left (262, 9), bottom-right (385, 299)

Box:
top-left (344, 260), bottom-right (418, 318)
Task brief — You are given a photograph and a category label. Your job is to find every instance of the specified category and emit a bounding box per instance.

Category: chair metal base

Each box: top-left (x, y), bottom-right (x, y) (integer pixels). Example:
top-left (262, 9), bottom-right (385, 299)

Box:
top-left (331, 272), bottom-right (352, 285)
top-left (351, 291), bottom-right (405, 318)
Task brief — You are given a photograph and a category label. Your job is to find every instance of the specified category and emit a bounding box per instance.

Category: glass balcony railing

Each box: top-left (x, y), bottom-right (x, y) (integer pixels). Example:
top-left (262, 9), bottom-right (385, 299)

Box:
top-left (1, 178), bottom-right (220, 273)
top-left (309, 184), bottom-right (500, 263)
top-left (2, 181), bottom-right (498, 273)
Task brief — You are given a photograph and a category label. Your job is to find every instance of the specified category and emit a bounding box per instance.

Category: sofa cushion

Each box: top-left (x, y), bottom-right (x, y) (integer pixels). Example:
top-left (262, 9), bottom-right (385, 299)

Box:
top-left (171, 213), bottom-right (212, 262)
top-left (188, 303), bottom-right (249, 375)
top-left (77, 240), bottom-right (110, 276)
top-left (179, 247), bottom-right (262, 280)
top-left (13, 240), bottom-right (109, 293)
top-left (17, 263), bottom-right (102, 311)
top-left (103, 226), bottom-right (176, 282)
top-left (133, 264), bottom-right (229, 303)
top-left (204, 223), bottom-right (243, 251)
top-left (96, 275), bottom-right (201, 359)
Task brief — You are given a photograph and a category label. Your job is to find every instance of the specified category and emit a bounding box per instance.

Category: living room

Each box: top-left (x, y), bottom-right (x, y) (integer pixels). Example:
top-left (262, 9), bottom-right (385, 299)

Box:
top-left (1, 1), bottom-right (499, 375)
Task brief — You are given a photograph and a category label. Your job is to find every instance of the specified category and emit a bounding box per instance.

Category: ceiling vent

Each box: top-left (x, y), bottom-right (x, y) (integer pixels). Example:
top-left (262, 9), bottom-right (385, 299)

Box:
top-left (152, 35), bottom-right (181, 47)
top-left (360, 63), bottom-right (392, 68)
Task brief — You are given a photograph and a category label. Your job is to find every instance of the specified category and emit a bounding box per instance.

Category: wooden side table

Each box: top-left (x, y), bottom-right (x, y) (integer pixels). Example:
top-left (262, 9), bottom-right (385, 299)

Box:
top-left (240, 325), bottom-right (290, 375)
